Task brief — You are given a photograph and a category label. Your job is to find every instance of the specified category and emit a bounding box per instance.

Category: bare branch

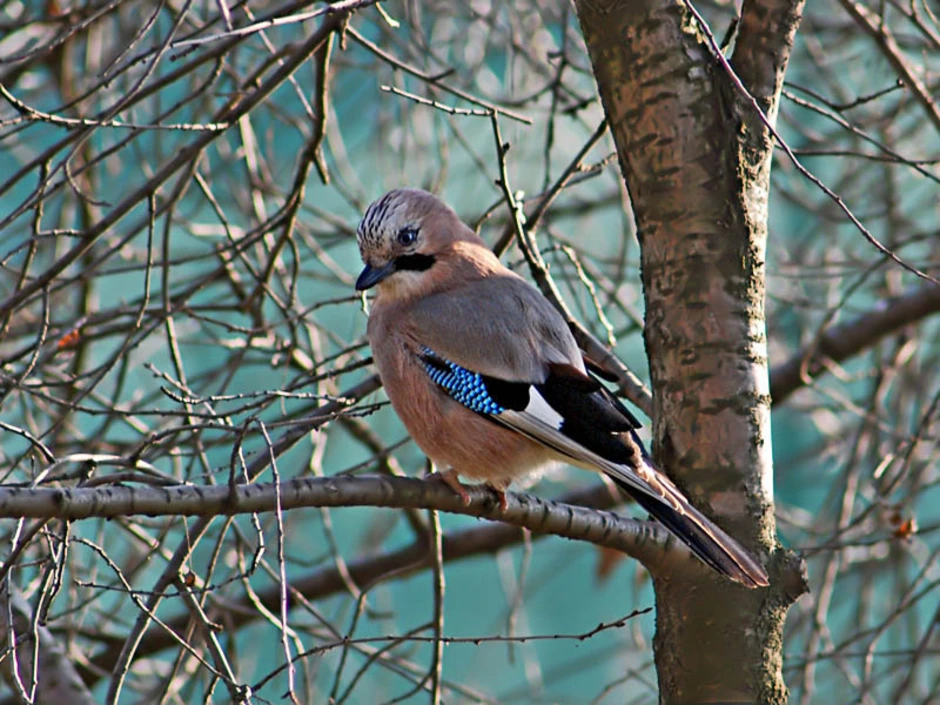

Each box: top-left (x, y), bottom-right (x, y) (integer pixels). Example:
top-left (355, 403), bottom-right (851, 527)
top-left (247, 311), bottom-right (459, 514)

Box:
top-left (837, 0), bottom-right (940, 135)
top-left (732, 0), bottom-right (806, 114)
top-left (76, 482), bottom-right (648, 685)
top-left (0, 475), bottom-right (679, 571)
top-left (771, 284), bottom-right (940, 403)
top-left (0, 583), bottom-right (97, 705)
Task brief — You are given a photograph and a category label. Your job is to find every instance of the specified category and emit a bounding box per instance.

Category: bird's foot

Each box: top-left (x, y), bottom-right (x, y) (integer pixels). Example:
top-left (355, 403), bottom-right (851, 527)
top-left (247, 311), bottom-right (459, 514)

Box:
top-left (431, 468), bottom-right (471, 506)
top-left (489, 486), bottom-right (508, 512)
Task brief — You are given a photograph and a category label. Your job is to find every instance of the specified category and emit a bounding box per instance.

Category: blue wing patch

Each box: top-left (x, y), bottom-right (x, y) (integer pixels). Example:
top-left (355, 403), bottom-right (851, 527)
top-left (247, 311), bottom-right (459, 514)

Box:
top-left (418, 347), bottom-right (505, 415)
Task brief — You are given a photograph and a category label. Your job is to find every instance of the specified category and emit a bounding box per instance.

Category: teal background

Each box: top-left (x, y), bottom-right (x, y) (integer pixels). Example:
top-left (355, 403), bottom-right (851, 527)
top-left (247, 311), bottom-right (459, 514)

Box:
top-left (0, 1), bottom-right (937, 703)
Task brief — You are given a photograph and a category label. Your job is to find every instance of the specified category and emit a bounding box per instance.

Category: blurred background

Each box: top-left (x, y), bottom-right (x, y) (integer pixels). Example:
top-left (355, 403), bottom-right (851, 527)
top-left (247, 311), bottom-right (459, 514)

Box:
top-left (0, 0), bottom-right (937, 702)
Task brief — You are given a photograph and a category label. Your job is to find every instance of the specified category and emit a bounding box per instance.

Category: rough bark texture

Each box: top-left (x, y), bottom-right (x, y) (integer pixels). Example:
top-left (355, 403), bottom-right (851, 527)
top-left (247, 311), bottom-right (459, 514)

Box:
top-left (574, 0), bottom-right (806, 702)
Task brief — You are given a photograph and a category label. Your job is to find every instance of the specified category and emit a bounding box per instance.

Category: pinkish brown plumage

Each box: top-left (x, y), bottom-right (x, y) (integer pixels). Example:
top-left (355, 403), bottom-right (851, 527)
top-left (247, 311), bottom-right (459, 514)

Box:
top-left (366, 293), bottom-right (555, 492)
top-left (359, 191), bottom-right (555, 489)
top-left (355, 188), bottom-right (769, 588)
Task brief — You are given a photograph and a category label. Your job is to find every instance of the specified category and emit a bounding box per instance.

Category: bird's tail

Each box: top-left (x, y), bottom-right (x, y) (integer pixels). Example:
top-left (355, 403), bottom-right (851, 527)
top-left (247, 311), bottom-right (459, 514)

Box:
top-left (606, 471), bottom-right (769, 588)
top-left (494, 406), bottom-right (768, 587)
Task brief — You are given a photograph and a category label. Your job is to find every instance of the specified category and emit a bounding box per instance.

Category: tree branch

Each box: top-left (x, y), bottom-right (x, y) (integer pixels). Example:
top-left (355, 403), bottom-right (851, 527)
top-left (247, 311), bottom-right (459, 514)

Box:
top-left (837, 0), bottom-right (940, 135)
top-left (732, 0), bottom-right (806, 117)
top-left (770, 284), bottom-right (940, 404)
top-left (0, 475), bottom-right (677, 568)
top-left (0, 3), bottom-right (355, 319)
top-left (0, 583), bottom-right (97, 705)
top-left (75, 482), bottom-right (682, 686)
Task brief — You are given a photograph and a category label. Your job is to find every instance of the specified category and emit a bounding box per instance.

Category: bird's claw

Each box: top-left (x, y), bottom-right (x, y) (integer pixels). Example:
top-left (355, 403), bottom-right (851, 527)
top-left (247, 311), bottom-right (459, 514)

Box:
top-left (432, 468), bottom-right (472, 506)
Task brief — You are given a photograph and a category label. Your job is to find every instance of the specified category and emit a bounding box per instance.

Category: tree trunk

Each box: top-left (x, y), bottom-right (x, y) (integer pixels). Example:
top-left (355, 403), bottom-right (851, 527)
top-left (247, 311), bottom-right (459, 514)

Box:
top-left (574, 1), bottom-right (807, 701)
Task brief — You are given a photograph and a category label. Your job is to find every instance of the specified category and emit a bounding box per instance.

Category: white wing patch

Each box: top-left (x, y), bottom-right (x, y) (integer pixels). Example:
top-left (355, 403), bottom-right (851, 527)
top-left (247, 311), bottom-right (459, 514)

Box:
top-left (523, 387), bottom-right (564, 429)
top-left (495, 408), bottom-right (682, 510)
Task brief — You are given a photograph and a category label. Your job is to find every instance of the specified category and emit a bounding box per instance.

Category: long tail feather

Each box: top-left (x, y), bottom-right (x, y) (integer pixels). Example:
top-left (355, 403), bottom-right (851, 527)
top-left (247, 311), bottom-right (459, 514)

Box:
top-left (498, 409), bottom-right (769, 588)
top-left (609, 473), bottom-right (769, 588)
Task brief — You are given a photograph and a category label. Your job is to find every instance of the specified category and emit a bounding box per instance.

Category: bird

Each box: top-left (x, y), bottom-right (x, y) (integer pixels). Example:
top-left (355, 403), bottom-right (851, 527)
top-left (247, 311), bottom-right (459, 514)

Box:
top-left (354, 188), bottom-right (769, 589)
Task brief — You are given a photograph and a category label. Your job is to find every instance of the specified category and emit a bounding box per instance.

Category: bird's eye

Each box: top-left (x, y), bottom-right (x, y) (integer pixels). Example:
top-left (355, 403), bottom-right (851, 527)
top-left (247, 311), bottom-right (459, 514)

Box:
top-left (396, 227), bottom-right (418, 246)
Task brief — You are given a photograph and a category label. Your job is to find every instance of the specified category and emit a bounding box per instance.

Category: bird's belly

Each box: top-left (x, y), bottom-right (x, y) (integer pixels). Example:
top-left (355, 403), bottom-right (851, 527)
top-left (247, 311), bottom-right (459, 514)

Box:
top-left (378, 345), bottom-right (554, 488)
top-left (427, 403), bottom-right (556, 488)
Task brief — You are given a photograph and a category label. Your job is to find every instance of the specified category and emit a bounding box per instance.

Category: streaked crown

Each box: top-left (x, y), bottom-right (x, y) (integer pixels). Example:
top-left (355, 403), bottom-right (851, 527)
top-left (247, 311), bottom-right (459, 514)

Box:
top-left (357, 188), bottom-right (440, 259)
top-left (354, 188), bottom-right (490, 295)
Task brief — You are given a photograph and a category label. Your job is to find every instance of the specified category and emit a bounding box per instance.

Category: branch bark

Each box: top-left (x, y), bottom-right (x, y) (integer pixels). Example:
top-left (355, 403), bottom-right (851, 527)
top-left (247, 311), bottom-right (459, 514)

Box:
top-left (0, 475), bottom-right (684, 573)
top-left (770, 284), bottom-right (940, 404)
top-left (73, 482), bottom-right (657, 687)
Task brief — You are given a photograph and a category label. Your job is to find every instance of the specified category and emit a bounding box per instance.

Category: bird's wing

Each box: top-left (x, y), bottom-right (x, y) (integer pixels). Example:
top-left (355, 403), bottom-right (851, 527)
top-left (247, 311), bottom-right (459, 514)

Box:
top-left (408, 274), bottom-right (641, 427)
top-left (417, 346), bottom-right (769, 588)
top-left (407, 274), bottom-right (583, 383)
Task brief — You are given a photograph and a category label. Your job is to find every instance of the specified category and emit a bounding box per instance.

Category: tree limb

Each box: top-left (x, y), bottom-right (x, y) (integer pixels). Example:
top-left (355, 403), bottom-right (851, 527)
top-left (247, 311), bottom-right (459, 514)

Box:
top-left (0, 583), bottom-right (97, 705)
top-left (732, 0), bottom-right (806, 117)
top-left (74, 482), bottom-right (680, 686)
top-left (0, 475), bottom-right (677, 569)
top-left (770, 284), bottom-right (940, 404)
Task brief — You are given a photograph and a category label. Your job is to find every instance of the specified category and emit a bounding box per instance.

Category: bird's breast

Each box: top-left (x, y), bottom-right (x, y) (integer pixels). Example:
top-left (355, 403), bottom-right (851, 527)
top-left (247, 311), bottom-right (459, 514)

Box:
top-left (367, 310), bottom-right (553, 487)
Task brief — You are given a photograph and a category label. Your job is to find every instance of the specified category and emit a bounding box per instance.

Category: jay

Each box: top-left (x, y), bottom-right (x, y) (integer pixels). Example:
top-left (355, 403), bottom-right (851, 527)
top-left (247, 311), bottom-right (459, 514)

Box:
top-left (355, 188), bottom-right (768, 588)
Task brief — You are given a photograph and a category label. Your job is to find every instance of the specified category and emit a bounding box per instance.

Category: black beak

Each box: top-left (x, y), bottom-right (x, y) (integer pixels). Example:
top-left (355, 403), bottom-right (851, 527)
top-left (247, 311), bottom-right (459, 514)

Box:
top-left (355, 261), bottom-right (396, 291)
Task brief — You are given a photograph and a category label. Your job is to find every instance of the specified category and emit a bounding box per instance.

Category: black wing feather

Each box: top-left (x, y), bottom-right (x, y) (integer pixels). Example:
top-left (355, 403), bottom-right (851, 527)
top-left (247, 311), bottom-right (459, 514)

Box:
top-left (536, 365), bottom-right (767, 587)
top-left (479, 374), bottom-right (531, 411)
top-left (535, 365), bottom-right (642, 461)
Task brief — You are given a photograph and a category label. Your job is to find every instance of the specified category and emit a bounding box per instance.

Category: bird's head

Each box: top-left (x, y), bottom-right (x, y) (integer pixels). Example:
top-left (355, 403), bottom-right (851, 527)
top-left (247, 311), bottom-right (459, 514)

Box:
top-left (355, 188), bottom-right (482, 300)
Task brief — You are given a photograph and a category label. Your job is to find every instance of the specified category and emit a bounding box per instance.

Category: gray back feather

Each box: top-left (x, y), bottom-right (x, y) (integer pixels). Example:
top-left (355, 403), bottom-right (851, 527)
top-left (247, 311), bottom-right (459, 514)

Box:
top-left (408, 275), bottom-right (582, 382)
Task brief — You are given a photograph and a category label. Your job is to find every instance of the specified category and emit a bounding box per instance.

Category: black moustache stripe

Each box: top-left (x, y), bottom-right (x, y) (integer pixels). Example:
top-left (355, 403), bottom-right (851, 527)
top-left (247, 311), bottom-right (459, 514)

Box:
top-left (395, 254), bottom-right (436, 272)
